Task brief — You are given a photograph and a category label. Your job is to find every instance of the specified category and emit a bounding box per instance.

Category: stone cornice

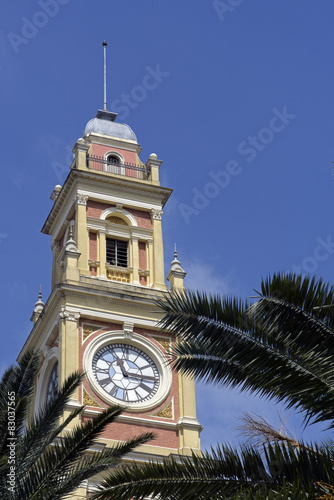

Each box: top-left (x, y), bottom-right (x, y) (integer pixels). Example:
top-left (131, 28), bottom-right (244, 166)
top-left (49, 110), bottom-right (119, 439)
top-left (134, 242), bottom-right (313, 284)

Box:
top-left (42, 169), bottom-right (172, 235)
top-left (18, 281), bottom-right (168, 361)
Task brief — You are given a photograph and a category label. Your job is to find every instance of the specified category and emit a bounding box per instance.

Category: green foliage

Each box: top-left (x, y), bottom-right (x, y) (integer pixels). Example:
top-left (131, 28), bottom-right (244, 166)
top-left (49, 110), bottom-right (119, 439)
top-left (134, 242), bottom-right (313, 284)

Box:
top-left (0, 350), bottom-right (152, 500)
top-left (157, 273), bottom-right (334, 428)
top-left (96, 273), bottom-right (334, 499)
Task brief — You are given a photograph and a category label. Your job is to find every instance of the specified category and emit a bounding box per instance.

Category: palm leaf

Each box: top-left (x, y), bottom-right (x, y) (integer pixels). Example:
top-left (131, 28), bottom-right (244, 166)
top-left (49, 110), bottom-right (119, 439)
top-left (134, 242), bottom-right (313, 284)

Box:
top-left (156, 275), bottom-right (334, 427)
top-left (92, 441), bottom-right (331, 499)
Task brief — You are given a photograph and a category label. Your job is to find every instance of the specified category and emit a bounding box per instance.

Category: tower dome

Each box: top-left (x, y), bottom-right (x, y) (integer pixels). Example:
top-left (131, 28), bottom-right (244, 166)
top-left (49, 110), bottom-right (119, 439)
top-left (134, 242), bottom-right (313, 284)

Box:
top-left (84, 109), bottom-right (137, 142)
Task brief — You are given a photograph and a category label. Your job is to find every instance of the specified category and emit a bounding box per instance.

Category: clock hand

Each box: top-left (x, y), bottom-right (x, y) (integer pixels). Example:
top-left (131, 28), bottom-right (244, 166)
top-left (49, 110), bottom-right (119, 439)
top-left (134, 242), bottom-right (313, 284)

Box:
top-left (116, 358), bottom-right (128, 377)
top-left (123, 371), bottom-right (156, 382)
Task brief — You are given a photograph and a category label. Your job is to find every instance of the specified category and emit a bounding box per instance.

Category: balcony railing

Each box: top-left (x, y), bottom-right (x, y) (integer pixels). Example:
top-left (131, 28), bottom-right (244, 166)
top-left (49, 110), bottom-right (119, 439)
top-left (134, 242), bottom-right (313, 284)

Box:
top-left (86, 155), bottom-right (151, 180)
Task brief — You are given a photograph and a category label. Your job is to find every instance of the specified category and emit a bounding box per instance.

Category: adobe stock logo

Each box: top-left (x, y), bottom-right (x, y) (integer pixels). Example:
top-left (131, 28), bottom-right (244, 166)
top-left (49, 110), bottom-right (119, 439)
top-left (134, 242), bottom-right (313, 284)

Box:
top-left (213, 0), bottom-right (244, 22)
top-left (7, 0), bottom-right (72, 54)
top-left (291, 236), bottom-right (334, 275)
top-left (110, 65), bottom-right (170, 121)
top-left (0, 234), bottom-right (8, 244)
top-left (51, 145), bottom-right (73, 184)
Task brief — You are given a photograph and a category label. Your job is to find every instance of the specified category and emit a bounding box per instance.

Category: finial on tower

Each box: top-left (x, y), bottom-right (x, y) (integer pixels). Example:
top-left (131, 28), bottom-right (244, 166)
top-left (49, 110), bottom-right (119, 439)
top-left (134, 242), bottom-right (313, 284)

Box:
top-left (65, 221), bottom-right (79, 253)
top-left (30, 285), bottom-right (45, 323)
top-left (167, 244), bottom-right (187, 290)
top-left (103, 41), bottom-right (108, 110)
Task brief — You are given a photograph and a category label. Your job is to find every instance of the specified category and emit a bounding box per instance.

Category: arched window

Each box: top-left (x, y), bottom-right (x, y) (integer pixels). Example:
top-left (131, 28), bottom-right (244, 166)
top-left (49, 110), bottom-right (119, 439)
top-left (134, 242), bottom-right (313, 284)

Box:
top-left (46, 360), bottom-right (58, 403)
top-left (107, 155), bottom-right (120, 167)
top-left (105, 153), bottom-right (124, 174)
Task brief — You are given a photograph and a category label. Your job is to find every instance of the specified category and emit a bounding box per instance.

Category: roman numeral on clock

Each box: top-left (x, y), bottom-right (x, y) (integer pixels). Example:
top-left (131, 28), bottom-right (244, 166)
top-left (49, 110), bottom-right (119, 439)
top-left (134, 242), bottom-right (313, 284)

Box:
top-left (123, 347), bottom-right (129, 360)
top-left (123, 390), bottom-right (129, 402)
top-left (109, 386), bottom-right (118, 397)
top-left (99, 377), bottom-right (112, 388)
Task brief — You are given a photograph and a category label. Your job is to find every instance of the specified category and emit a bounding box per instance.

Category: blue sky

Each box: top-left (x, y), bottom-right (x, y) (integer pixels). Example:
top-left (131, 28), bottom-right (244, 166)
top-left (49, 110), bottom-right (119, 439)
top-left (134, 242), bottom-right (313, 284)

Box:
top-left (1, 0), bottom-right (334, 450)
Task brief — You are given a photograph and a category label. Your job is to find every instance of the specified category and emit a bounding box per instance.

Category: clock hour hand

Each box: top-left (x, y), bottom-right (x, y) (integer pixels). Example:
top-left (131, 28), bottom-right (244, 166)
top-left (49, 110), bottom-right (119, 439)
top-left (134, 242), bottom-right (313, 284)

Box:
top-left (123, 371), bottom-right (156, 382)
top-left (116, 358), bottom-right (128, 377)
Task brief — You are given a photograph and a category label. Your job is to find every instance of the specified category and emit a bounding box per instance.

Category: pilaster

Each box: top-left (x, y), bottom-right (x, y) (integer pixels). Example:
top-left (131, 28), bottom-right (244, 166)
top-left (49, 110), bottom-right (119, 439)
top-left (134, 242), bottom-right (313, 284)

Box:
top-left (98, 230), bottom-right (107, 278)
top-left (51, 241), bottom-right (61, 289)
top-left (146, 153), bottom-right (162, 186)
top-left (148, 240), bottom-right (154, 286)
top-left (132, 236), bottom-right (140, 284)
top-left (178, 373), bottom-right (202, 454)
top-left (151, 209), bottom-right (167, 290)
top-left (72, 138), bottom-right (90, 170)
top-left (74, 194), bottom-right (89, 275)
top-left (59, 307), bottom-right (80, 404)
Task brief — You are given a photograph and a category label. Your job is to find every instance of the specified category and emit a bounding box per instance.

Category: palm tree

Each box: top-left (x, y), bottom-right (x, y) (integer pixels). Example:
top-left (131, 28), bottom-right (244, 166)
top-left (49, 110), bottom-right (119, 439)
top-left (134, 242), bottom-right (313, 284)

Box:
top-left (93, 273), bottom-right (334, 499)
top-left (0, 350), bottom-right (152, 500)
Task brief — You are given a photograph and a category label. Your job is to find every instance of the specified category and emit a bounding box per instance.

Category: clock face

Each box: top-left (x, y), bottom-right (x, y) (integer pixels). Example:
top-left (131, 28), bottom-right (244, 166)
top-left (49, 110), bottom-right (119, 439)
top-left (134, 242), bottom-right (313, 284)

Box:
top-left (46, 361), bottom-right (58, 403)
top-left (92, 343), bottom-right (160, 403)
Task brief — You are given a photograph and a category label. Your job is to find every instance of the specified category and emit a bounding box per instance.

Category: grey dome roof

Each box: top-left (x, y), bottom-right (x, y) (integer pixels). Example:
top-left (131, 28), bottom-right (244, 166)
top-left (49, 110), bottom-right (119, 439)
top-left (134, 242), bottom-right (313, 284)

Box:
top-left (84, 109), bottom-right (137, 142)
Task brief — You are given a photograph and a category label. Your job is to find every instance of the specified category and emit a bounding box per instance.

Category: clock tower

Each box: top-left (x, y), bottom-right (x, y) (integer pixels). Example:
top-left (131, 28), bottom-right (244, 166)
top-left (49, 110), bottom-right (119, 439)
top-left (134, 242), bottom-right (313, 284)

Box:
top-left (20, 107), bottom-right (202, 497)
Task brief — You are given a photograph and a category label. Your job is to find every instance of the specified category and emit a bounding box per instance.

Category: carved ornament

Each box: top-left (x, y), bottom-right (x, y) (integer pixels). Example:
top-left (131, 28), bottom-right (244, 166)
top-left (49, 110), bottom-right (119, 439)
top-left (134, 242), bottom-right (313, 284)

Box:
top-left (59, 307), bottom-right (80, 322)
top-left (150, 209), bottom-right (163, 221)
top-left (74, 194), bottom-right (89, 206)
top-left (152, 399), bottom-right (173, 419)
top-left (152, 336), bottom-right (171, 354)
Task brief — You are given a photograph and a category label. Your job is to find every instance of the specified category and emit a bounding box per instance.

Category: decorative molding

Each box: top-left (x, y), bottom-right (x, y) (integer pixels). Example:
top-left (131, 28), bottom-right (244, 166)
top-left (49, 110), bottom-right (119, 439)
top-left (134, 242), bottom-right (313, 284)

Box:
top-left (151, 336), bottom-right (171, 354)
top-left (83, 324), bottom-right (99, 341)
top-left (74, 193), bottom-right (89, 206)
top-left (86, 218), bottom-right (153, 242)
top-left (62, 295), bottom-right (161, 316)
top-left (100, 207), bottom-right (137, 227)
top-left (106, 266), bottom-right (131, 283)
top-left (83, 388), bottom-right (103, 408)
top-left (123, 321), bottom-right (134, 339)
top-left (103, 151), bottom-right (125, 165)
top-left (51, 241), bottom-right (60, 252)
top-left (152, 399), bottom-right (173, 419)
top-left (59, 307), bottom-right (80, 322)
top-left (150, 208), bottom-right (163, 221)
top-left (138, 269), bottom-right (150, 277)
top-left (177, 416), bottom-right (203, 431)
top-left (34, 347), bottom-right (59, 416)
top-left (42, 170), bottom-right (171, 236)
top-left (41, 346), bottom-right (49, 359)
top-left (88, 260), bottom-right (100, 266)
top-left (106, 216), bottom-right (127, 226)
top-left (83, 408), bottom-right (179, 431)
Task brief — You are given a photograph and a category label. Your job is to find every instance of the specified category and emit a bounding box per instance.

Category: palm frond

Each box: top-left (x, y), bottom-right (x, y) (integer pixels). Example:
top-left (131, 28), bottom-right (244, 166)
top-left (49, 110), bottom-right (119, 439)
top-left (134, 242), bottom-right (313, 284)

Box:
top-left (156, 275), bottom-right (334, 427)
top-left (92, 441), bottom-right (332, 499)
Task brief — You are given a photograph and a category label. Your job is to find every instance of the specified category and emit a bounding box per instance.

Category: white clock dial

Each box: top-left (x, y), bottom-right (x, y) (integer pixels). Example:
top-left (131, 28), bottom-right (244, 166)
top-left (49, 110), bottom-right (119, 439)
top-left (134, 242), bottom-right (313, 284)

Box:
top-left (92, 343), bottom-right (160, 403)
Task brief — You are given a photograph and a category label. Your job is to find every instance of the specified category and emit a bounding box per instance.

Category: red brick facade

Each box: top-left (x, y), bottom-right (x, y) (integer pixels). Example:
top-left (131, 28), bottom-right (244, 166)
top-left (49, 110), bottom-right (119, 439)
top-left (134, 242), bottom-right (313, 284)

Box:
top-left (86, 201), bottom-right (152, 229)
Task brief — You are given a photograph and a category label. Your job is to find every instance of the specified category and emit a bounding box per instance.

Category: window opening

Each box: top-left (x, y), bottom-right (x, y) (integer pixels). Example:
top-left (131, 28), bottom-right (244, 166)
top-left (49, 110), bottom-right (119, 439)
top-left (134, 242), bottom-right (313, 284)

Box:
top-left (107, 155), bottom-right (120, 166)
top-left (106, 239), bottom-right (128, 267)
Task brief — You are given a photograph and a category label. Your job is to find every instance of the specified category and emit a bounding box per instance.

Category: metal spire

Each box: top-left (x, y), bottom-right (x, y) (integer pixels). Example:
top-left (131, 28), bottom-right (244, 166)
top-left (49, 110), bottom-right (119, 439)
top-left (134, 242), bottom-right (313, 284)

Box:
top-left (38, 284), bottom-right (42, 300)
top-left (174, 243), bottom-right (178, 259)
top-left (103, 41), bottom-right (107, 110)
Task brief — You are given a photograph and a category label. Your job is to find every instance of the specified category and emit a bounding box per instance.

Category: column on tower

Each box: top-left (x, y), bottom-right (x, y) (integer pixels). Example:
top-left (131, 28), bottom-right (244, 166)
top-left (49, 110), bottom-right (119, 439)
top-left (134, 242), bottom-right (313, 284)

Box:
top-left (74, 194), bottom-right (89, 275)
top-left (98, 229), bottom-right (107, 278)
top-left (131, 236), bottom-right (139, 284)
top-left (151, 209), bottom-right (168, 290)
